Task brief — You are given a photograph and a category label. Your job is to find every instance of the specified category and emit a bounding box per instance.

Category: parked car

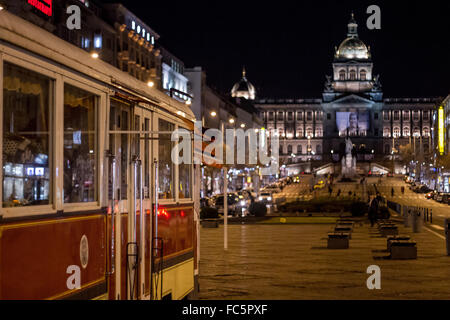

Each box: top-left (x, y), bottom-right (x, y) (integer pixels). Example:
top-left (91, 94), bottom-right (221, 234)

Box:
top-left (258, 191), bottom-right (274, 205)
top-left (214, 193), bottom-right (239, 216)
top-left (435, 193), bottom-right (444, 202)
top-left (425, 191), bottom-right (435, 199)
top-left (387, 173), bottom-right (394, 177)
top-left (261, 185), bottom-right (282, 194)
top-left (442, 194), bottom-right (450, 205)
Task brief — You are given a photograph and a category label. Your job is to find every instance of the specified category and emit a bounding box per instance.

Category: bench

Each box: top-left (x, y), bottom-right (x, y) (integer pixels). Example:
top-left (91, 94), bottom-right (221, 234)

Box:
top-left (379, 224), bottom-right (398, 236)
top-left (327, 232), bottom-right (350, 249)
top-left (334, 225), bottom-right (353, 239)
top-left (390, 240), bottom-right (417, 259)
top-left (201, 219), bottom-right (219, 228)
top-left (387, 235), bottom-right (411, 251)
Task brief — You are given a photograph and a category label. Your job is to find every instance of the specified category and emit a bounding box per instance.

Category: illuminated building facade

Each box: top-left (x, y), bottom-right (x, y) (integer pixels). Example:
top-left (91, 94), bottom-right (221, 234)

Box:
top-left (254, 14), bottom-right (440, 173)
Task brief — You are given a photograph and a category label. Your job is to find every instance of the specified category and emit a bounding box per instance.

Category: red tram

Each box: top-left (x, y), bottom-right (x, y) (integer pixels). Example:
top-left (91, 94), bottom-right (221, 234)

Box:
top-left (0, 10), bottom-right (200, 300)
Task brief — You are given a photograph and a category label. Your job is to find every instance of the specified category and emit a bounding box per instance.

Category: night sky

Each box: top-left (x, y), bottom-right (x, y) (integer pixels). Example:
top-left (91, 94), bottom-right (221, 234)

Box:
top-left (103, 0), bottom-right (449, 99)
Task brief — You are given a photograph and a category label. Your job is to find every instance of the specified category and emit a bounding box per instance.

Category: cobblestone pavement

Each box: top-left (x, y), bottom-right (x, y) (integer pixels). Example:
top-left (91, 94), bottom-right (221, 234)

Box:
top-left (198, 218), bottom-right (450, 299)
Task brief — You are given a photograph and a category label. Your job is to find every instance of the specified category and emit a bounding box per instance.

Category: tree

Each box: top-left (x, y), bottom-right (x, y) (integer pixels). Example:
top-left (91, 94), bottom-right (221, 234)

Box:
top-left (398, 143), bottom-right (414, 164)
top-left (437, 154), bottom-right (450, 170)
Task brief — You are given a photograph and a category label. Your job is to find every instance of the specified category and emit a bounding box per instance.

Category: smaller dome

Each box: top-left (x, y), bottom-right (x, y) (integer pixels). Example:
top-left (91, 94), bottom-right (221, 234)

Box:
top-left (231, 68), bottom-right (256, 100)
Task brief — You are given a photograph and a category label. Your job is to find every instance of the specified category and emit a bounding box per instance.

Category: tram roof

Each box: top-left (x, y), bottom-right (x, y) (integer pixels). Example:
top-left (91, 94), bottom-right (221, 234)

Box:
top-left (0, 10), bottom-right (195, 122)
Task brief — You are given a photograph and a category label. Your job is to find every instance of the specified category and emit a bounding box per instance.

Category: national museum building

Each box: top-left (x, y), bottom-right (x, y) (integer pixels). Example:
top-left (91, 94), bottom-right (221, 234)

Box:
top-left (251, 14), bottom-right (440, 174)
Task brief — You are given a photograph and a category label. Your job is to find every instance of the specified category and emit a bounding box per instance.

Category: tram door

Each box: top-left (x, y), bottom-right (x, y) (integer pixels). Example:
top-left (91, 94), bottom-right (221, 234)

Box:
top-left (108, 99), bottom-right (152, 300)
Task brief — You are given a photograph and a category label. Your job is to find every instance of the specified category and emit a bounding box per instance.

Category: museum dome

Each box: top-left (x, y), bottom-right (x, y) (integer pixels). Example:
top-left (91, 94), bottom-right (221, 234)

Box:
top-left (231, 67), bottom-right (256, 100)
top-left (335, 13), bottom-right (371, 61)
top-left (336, 37), bottom-right (370, 60)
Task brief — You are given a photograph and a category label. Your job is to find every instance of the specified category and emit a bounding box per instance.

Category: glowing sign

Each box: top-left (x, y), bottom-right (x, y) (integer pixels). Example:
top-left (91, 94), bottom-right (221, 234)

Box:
top-left (438, 106), bottom-right (444, 155)
top-left (28, 0), bottom-right (52, 16)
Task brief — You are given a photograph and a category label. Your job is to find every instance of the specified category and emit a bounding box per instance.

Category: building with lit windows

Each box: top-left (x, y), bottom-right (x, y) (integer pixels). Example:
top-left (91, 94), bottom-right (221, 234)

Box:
top-left (253, 14), bottom-right (440, 175)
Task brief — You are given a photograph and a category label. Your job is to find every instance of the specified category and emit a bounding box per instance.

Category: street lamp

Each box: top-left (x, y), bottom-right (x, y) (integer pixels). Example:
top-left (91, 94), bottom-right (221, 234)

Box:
top-left (210, 111), bottom-right (217, 117)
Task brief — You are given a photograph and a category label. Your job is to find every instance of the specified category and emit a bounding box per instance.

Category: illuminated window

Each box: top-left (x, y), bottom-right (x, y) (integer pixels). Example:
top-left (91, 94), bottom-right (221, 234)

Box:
top-left (339, 70), bottom-right (346, 80)
top-left (3, 63), bottom-right (52, 207)
top-left (393, 127), bottom-right (400, 137)
top-left (383, 127), bottom-right (390, 137)
top-left (132, 21), bottom-right (136, 30)
top-left (403, 127), bottom-right (410, 137)
top-left (423, 127), bottom-right (430, 137)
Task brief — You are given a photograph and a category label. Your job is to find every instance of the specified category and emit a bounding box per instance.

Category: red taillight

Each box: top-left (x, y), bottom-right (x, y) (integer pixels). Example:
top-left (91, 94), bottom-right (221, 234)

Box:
top-left (157, 208), bottom-right (170, 219)
top-left (180, 210), bottom-right (185, 217)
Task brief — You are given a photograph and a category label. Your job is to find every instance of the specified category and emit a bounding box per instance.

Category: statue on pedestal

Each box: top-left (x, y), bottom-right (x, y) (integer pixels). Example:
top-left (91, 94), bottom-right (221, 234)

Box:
top-left (341, 138), bottom-right (357, 177)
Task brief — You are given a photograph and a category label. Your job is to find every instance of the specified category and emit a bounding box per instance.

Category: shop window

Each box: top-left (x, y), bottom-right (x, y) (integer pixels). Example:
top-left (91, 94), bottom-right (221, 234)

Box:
top-left (3, 63), bottom-right (52, 207)
top-left (64, 84), bottom-right (97, 203)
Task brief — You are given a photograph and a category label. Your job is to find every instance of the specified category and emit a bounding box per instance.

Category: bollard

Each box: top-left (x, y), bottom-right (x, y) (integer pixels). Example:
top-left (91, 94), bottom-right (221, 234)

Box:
top-left (445, 219), bottom-right (450, 256)
top-left (405, 206), bottom-right (411, 227)
top-left (430, 209), bottom-right (432, 224)
top-left (412, 207), bottom-right (422, 233)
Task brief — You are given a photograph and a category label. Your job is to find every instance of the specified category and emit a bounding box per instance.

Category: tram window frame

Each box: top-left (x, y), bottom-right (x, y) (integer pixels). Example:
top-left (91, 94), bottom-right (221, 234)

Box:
top-left (157, 116), bottom-right (176, 201)
top-left (176, 124), bottom-right (193, 202)
top-left (1, 61), bottom-right (54, 211)
top-left (62, 81), bottom-right (100, 208)
top-left (155, 113), bottom-right (193, 204)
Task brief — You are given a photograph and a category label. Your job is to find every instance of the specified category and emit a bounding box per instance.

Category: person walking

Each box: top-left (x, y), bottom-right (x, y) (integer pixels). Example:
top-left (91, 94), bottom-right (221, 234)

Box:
top-left (328, 185), bottom-right (333, 196)
top-left (369, 194), bottom-right (380, 227)
top-left (401, 186), bottom-right (405, 195)
top-left (391, 187), bottom-right (395, 198)
top-left (337, 189), bottom-right (341, 197)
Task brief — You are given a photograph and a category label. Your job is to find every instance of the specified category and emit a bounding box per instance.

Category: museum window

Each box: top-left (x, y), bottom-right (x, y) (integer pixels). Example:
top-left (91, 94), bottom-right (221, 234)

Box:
top-left (393, 127), bottom-right (400, 137)
top-left (339, 70), bottom-right (346, 80)
top-left (3, 63), bottom-right (52, 207)
top-left (158, 119), bottom-right (175, 199)
top-left (287, 145), bottom-right (292, 154)
top-left (423, 111), bottom-right (429, 121)
top-left (315, 127), bottom-right (323, 137)
top-left (403, 111), bottom-right (410, 121)
top-left (63, 84), bottom-right (98, 203)
top-left (277, 112), bottom-right (283, 121)
top-left (306, 112), bottom-right (312, 121)
top-left (297, 112), bottom-right (302, 121)
top-left (349, 70), bottom-right (356, 80)
top-left (268, 112), bottom-right (274, 121)
top-left (383, 128), bottom-right (390, 137)
top-left (287, 112), bottom-right (293, 121)
top-left (360, 70), bottom-right (366, 80)
top-left (413, 111), bottom-right (419, 121)
top-left (403, 127), bottom-right (410, 137)
top-left (297, 145), bottom-right (302, 154)
top-left (423, 127), bottom-right (430, 137)
top-left (394, 111), bottom-right (400, 121)
top-left (383, 111), bottom-right (390, 121)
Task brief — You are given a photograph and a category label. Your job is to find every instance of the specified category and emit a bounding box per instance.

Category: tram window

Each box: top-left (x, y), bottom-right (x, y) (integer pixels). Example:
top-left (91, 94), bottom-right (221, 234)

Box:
top-left (63, 84), bottom-right (97, 203)
top-left (144, 118), bottom-right (150, 198)
top-left (2, 63), bottom-right (52, 207)
top-left (179, 163), bottom-right (192, 199)
top-left (158, 119), bottom-right (174, 199)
